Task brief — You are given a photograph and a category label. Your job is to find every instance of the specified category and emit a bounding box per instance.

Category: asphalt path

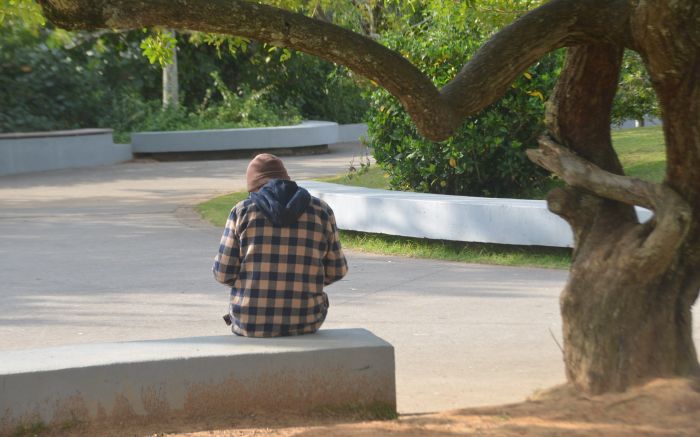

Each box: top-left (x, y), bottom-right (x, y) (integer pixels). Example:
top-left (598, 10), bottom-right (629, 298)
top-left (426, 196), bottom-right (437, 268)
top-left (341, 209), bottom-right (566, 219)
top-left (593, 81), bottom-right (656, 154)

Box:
top-left (0, 142), bottom-right (673, 414)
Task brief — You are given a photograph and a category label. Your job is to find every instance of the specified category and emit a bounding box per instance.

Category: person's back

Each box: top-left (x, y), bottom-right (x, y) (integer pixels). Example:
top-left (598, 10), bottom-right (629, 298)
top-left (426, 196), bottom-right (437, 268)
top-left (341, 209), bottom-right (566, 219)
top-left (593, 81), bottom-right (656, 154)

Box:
top-left (213, 154), bottom-right (347, 337)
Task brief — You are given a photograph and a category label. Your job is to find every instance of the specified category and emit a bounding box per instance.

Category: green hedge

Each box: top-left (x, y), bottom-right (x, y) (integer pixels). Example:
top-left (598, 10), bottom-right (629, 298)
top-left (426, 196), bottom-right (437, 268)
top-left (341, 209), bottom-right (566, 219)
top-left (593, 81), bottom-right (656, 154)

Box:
top-left (367, 6), bottom-right (561, 198)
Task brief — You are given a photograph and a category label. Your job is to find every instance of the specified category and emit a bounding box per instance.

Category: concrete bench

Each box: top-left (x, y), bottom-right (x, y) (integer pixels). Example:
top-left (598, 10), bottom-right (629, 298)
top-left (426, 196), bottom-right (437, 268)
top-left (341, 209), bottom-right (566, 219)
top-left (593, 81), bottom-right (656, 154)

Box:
top-left (299, 181), bottom-right (653, 248)
top-left (0, 328), bottom-right (395, 433)
top-left (131, 121), bottom-right (348, 159)
top-left (0, 129), bottom-right (131, 176)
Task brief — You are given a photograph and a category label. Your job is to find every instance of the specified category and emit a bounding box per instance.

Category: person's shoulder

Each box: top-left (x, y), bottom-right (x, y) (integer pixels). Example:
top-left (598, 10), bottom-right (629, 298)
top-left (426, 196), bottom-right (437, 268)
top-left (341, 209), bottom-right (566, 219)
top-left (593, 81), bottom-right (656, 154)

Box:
top-left (308, 195), bottom-right (331, 210)
top-left (231, 197), bottom-right (254, 216)
top-left (308, 195), bottom-right (336, 217)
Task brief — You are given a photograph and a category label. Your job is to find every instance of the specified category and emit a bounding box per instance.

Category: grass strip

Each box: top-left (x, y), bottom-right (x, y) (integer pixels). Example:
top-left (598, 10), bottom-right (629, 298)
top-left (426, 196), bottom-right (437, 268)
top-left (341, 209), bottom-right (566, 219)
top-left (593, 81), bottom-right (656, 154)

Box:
top-left (611, 125), bottom-right (665, 182)
top-left (339, 231), bottom-right (571, 269)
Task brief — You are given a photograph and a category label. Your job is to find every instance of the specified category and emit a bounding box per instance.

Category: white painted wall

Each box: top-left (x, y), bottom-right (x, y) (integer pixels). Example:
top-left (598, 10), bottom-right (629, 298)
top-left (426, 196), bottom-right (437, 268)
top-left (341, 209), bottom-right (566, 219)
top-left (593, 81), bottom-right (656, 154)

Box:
top-left (337, 123), bottom-right (368, 143)
top-left (0, 123), bottom-right (368, 176)
top-left (300, 181), bottom-right (653, 248)
top-left (131, 120), bottom-right (340, 153)
top-left (0, 129), bottom-right (131, 176)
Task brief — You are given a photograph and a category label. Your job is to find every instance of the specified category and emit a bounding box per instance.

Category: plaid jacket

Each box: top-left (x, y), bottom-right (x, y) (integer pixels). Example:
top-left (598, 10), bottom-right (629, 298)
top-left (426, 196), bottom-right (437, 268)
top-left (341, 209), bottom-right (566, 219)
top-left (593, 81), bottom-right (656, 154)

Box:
top-left (213, 188), bottom-right (347, 337)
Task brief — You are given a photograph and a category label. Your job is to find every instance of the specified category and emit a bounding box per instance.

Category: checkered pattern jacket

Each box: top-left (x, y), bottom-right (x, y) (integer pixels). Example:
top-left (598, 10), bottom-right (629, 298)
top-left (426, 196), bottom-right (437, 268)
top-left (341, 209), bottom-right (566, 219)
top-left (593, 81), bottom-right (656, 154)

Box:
top-left (213, 186), bottom-right (347, 337)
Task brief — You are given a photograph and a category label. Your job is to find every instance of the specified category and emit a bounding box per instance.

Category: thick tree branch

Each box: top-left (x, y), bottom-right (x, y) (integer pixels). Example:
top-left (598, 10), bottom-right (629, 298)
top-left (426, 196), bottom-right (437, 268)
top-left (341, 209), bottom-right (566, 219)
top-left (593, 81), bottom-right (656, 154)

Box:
top-left (441, 1), bottom-right (631, 119)
top-left (537, 44), bottom-right (635, 253)
top-left (528, 136), bottom-right (691, 266)
top-left (37, 0), bottom-right (632, 141)
top-left (527, 136), bottom-right (661, 210)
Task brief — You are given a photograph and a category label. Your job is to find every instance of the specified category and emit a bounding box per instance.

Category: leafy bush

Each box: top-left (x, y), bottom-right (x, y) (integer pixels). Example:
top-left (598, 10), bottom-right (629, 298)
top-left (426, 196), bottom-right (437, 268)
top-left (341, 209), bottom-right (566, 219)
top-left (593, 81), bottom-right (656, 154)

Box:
top-left (103, 72), bottom-right (302, 143)
top-left (0, 23), bottom-right (164, 133)
top-left (0, 24), bottom-right (107, 132)
top-left (367, 4), bottom-right (560, 198)
top-left (231, 46), bottom-right (370, 124)
top-left (1, 25), bottom-right (363, 137)
top-left (170, 34), bottom-right (368, 124)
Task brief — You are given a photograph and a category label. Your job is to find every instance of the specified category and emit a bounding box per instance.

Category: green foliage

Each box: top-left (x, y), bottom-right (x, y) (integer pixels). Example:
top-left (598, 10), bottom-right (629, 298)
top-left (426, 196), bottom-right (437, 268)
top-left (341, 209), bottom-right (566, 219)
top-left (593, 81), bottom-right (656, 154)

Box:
top-left (612, 50), bottom-right (659, 126)
top-left (188, 32), bottom-right (249, 58)
top-left (318, 166), bottom-right (390, 189)
top-left (0, 23), bottom-right (110, 131)
top-left (0, 0), bottom-right (44, 28)
top-left (203, 71), bottom-right (301, 126)
top-left (1, 17), bottom-right (367, 134)
top-left (139, 29), bottom-right (177, 66)
top-left (233, 46), bottom-right (370, 124)
top-left (183, 25), bottom-right (369, 124)
top-left (103, 73), bottom-right (302, 143)
top-left (368, 2), bottom-right (560, 197)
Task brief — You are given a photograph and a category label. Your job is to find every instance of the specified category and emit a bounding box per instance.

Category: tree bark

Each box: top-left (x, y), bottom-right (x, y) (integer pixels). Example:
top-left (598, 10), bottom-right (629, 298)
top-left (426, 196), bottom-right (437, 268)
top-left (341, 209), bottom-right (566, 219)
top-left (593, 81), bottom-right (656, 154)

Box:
top-left (527, 42), bottom-right (698, 394)
top-left (162, 30), bottom-right (179, 109)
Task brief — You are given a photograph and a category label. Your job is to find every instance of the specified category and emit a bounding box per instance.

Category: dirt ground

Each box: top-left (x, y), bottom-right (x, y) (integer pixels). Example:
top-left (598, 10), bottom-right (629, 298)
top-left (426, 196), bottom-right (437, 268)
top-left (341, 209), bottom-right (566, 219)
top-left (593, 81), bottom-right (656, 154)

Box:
top-left (163, 378), bottom-right (700, 437)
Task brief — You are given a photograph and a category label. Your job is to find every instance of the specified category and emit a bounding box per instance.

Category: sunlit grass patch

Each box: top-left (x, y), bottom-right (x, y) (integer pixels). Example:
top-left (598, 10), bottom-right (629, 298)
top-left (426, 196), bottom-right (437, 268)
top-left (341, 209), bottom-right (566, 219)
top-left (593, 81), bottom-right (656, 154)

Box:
top-left (317, 166), bottom-right (390, 189)
top-left (612, 125), bottom-right (665, 182)
top-left (196, 191), bottom-right (248, 228)
top-left (339, 231), bottom-right (571, 269)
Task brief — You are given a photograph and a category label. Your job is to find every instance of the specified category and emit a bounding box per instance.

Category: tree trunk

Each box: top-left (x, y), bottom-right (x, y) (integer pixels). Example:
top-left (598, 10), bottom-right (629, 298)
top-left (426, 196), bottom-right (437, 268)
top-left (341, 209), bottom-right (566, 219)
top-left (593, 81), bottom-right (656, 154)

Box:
top-left (162, 30), bottom-right (179, 109)
top-left (535, 39), bottom-right (700, 393)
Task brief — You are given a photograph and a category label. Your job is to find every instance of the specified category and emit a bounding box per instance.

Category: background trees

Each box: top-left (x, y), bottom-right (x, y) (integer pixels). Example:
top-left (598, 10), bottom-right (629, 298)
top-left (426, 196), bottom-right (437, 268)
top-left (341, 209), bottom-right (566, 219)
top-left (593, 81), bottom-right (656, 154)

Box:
top-left (0, 7), bottom-right (368, 140)
top-left (611, 50), bottom-right (660, 127)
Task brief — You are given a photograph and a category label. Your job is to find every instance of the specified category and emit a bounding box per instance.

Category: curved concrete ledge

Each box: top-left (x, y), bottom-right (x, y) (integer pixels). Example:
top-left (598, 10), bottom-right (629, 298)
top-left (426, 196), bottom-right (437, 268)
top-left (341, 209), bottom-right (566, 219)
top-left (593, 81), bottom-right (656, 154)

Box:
top-left (0, 328), bottom-right (395, 433)
top-left (131, 120), bottom-right (341, 154)
top-left (299, 181), bottom-right (653, 248)
top-left (0, 129), bottom-right (131, 176)
top-left (0, 128), bottom-right (113, 140)
top-left (337, 123), bottom-right (368, 143)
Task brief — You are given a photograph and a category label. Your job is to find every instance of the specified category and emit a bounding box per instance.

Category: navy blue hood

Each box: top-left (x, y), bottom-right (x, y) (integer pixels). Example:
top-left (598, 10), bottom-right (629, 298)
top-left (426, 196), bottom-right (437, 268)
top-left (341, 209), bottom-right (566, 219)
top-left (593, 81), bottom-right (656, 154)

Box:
top-left (250, 179), bottom-right (311, 226)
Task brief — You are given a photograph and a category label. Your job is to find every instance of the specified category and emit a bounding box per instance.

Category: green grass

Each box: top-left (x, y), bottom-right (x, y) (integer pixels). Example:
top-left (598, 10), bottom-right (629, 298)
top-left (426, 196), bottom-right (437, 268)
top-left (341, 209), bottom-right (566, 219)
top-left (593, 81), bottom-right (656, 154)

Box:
top-left (196, 191), bottom-right (249, 228)
top-left (611, 125), bottom-right (665, 182)
top-left (318, 166), bottom-right (390, 189)
top-left (340, 231), bottom-right (572, 269)
top-left (197, 126), bottom-right (664, 269)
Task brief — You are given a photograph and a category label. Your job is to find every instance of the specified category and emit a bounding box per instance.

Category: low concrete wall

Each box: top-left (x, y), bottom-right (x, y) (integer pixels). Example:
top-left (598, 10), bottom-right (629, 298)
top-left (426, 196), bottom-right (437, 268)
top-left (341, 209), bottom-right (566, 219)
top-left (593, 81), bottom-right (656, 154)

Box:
top-left (0, 123), bottom-right (367, 176)
top-left (337, 123), bottom-right (368, 143)
top-left (300, 181), bottom-right (653, 248)
top-left (0, 329), bottom-right (395, 433)
top-left (132, 121), bottom-right (340, 154)
top-left (0, 129), bottom-right (131, 176)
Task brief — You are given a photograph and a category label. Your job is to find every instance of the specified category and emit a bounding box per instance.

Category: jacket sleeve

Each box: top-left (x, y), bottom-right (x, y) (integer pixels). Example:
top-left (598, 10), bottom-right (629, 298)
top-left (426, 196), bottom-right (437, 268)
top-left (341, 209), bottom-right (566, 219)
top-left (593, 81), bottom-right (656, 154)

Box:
top-left (323, 206), bottom-right (348, 285)
top-left (213, 208), bottom-right (241, 286)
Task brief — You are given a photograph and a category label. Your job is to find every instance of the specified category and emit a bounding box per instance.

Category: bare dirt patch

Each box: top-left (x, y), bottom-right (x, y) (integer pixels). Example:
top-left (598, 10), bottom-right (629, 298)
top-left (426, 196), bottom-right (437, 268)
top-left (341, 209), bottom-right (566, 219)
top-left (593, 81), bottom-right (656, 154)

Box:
top-left (166, 378), bottom-right (700, 436)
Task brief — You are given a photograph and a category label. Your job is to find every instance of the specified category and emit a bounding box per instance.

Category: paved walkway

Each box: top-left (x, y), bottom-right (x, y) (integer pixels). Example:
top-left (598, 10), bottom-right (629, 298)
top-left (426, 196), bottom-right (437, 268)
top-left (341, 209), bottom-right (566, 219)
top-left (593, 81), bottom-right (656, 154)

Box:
top-left (0, 142), bottom-right (670, 414)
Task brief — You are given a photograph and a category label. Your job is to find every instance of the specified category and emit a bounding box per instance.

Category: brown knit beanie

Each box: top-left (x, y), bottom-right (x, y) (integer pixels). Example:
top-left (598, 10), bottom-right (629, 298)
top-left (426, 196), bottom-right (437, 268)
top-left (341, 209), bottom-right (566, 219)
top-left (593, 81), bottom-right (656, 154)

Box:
top-left (246, 153), bottom-right (290, 192)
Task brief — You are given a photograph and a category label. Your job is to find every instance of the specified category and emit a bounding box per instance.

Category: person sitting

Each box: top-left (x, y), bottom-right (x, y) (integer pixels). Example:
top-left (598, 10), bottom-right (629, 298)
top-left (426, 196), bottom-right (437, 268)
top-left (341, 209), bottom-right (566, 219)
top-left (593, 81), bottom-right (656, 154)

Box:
top-left (213, 153), bottom-right (348, 337)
